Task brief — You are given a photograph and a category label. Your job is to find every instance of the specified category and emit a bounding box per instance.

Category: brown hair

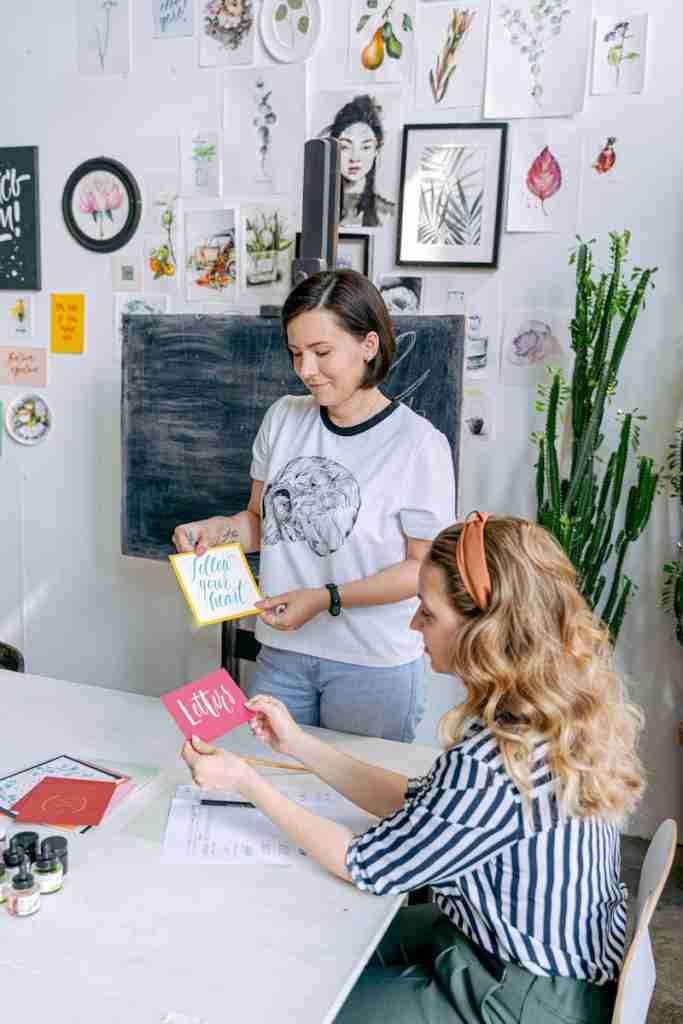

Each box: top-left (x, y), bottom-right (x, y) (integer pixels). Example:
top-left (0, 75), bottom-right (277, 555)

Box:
top-left (281, 269), bottom-right (396, 388)
top-left (427, 516), bottom-right (645, 822)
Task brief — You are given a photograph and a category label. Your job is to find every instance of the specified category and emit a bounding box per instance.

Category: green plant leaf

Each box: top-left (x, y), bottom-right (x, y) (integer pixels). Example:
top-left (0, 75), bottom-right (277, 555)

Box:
top-left (402, 12), bottom-right (413, 31)
top-left (275, 3), bottom-right (288, 21)
top-left (367, 0), bottom-right (378, 7)
top-left (356, 14), bottom-right (371, 31)
top-left (288, 0), bottom-right (304, 8)
top-left (297, 14), bottom-right (309, 34)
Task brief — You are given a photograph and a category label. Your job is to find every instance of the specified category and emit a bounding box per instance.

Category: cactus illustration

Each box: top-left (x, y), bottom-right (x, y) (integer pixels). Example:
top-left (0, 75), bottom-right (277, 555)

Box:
top-left (532, 231), bottom-right (658, 642)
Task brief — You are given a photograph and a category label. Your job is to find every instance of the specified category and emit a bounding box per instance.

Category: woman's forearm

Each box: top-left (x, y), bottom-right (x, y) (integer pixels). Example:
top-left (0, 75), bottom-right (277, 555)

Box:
top-left (338, 558), bottom-right (421, 608)
top-left (214, 511), bottom-right (261, 553)
top-left (289, 731), bottom-right (409, 819)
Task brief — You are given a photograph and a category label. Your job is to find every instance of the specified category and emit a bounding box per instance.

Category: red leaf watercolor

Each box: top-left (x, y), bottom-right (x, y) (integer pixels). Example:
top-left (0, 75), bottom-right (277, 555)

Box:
top-left (526, 146), bottom-right (562, 214)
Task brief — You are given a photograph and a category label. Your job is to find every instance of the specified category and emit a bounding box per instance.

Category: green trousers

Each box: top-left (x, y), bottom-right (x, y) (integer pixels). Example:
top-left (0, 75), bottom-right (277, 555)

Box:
top-left (335, 906), bottom-right (617, 1023)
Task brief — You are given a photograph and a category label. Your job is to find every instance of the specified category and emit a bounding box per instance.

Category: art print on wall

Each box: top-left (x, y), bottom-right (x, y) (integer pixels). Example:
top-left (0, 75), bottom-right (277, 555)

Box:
top-left (591, 14), bottom-right (648, 95)
top-left (199, 0), bottom-right (256, 67)
top-left (312, 87), bottom-right (401, 230)
top-left (0, 347), bottom-right (47, 388)
top-left (500, 309), bottom-right (569, 387)
top-left (506, 121), bottom-right (581, 233)
top-left (296, 232), bottom-right (372, 276)
top-left (152, 0), bottom-right (194, 38)
top-left (396, 122), bottom-right (507, 268)
top-left (414, 3), bottom-right (487, 110)
top-left (0, 147), bottom-right (41, 291)
top-left (377, 275), bottom-right (423, 314)
top-left (5, 393), bottom-right (52, 446)
top-left (223, 65), bottom-right (306, 196)
top-left (241, 205), bottom-right (295, 306)
top-left (348, 0), bottom-right (416, 84)
top-left (180, 130), bottom-right (222, 198)
top-left (143, 175), bottom-right (179, 293)
top-left (111, 247), bottom-right (143, 291)
top-left (260, 0), bottom-right (324, 63)
top-left (3, 295), bottom-right (34, 341)
top-left (185, 209), bottom-right (238, 303)
top-left (62, 157), bottom-right (141, 254)
top-left (484, 0), bottom-right (592, 117)
top-left (77, 0), bottom-right (132, 76)
top-left (462, 385), bottom-right (494, 442)
top-left (114, 293), bottom-right (170, 356)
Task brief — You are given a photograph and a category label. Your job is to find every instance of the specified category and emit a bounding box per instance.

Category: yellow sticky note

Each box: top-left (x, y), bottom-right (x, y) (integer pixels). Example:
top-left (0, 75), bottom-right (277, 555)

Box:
top-left (51, 293), bottom-right (85, 354)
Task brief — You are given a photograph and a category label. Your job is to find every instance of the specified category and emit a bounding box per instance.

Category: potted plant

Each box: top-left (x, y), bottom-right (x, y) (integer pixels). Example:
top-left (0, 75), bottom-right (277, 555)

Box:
top-left (532, 231), bottom-right (658, 642)
top-left (661, 424), bottom-right (683, 746)
top-left (245, 210), bottom-right (292, 285)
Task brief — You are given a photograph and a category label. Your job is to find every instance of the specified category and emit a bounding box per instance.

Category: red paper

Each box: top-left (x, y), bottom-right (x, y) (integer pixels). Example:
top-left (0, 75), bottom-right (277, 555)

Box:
top-left (12, 777), bottom-right (118, 826)
top-left (160, 668), bottom-right (255, 742)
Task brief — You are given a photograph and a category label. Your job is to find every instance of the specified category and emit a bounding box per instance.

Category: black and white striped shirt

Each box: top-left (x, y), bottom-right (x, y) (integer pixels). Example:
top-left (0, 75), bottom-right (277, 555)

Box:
top-left (346, 720), bottom-right (626, 984)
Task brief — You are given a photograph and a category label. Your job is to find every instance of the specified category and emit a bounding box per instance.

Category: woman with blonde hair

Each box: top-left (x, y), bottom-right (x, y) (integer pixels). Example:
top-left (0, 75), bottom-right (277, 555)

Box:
top-left (182, 513), bottom-right (644, 1023)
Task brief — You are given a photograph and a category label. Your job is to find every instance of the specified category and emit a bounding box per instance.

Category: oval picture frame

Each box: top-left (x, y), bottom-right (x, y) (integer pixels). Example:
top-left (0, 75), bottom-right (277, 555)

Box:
top-left (62, 156), bottom-right (142, 254)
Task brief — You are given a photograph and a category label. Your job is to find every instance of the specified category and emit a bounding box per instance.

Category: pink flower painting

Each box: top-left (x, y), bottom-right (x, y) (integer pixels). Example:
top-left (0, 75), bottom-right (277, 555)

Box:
top-left (526, 146), bottom-right (562, 215)
top-left (77, 174), bottom-right (127, 239)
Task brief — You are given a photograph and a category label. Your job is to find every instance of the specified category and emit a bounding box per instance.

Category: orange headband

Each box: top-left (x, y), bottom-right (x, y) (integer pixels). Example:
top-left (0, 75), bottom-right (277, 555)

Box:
top-left (456, 511), bottom-right (492, 611)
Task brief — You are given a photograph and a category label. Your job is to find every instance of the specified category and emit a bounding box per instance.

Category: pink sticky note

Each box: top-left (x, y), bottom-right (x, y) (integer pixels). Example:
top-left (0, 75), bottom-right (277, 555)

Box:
top-left (161, 668), bottom-right (255, 742)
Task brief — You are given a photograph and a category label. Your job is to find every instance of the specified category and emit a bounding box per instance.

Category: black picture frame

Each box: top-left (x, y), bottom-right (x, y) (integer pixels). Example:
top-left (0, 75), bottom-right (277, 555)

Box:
top-left (395, 122), bottom-right (507, 270)
top-left (62, 156), bottom-right (142, 254)
top-left (295, 231), bottom-right (371, 276)
top-left (0, 146), bottom-right (41, 290)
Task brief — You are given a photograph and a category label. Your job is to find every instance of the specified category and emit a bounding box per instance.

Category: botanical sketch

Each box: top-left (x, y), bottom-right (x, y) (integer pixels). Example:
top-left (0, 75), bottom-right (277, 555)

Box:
top-left (592, 136), bottom-right (617, 176)
top-left (199, 0), bottom-right (256, 66)
top-left (185, 210), bottom-right (238, 303)
top-left (484, 0), bottom-right (591, 117)
top-left (462, 386), bottom-right (494, 441)
top-left (224, 65), bottom-right (306, 196)
top-left (241, 205), bottom-right (295, 306)
top-left (378, 275), bottom-right (423, 314)
top-left (417, 145), bottom-right (485, 247)
top-left (77, 0), bottom-right (131, 76)
top-left (592, 15), bottom-right (648, 94)
top-left (415, 4), bottom-right (486, 110)
top-left (180, 130), bottom-right (221, 198)
top-left (6, 296), bottom-right (33, 341)
top-left (348, 0), bottom-right (416, 83)
top-left (501, 309), bottom-right (569, 387)
top-left (431, 9), bottom-right (476, 102)
top-left (260, 0), bottom-right (322, 61)
top-left (313, 88), bottom-right (401, 229)
top-left (506, 121), bottom-right (580, 233)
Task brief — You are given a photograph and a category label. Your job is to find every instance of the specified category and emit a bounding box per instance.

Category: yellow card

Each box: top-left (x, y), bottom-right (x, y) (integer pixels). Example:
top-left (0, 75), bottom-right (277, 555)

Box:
top-left (169, 542), bottom-right (263, 628)
top-left (51, 293), bottom-right (85, 354)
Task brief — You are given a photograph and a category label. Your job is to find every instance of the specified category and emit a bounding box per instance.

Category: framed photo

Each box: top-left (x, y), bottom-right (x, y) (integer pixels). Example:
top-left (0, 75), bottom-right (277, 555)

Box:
top-left (0, 146), bottom-right (41, 290)
top-left (396, 122), bottom-right (507, 269)
top-left (62, 157), bottom-right (142, 254)
top-left (295, 232), bottom-right (372, 277)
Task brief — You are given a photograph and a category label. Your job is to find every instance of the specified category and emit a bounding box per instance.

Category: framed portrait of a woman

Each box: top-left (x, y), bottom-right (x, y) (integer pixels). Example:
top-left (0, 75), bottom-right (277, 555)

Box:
top-left (396, 122), bottom-right (507, 268)
top-left (311, 87), bottom-right (401, 231)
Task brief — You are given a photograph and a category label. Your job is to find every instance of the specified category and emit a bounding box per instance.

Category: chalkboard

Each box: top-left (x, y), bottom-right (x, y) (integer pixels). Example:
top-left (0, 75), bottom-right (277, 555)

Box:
top-left (0, 146), bottom-right (41, 291)
top-left (121, 314), bottom-right (464, 560)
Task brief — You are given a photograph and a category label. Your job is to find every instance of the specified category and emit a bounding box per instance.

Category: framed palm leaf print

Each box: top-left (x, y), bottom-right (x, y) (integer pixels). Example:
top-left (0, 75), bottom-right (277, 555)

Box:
top-left (396, 122), bottom-right (507, 269)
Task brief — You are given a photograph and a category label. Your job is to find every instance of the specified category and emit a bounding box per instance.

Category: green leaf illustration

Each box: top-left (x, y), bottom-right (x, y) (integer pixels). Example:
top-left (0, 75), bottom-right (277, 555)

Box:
top-left (356, 13), bottom-right (371, 31)
top-left (298, 14), bottom-right (310, 34)
top-left (288, 0), bottom-right (304, 8)
top-left (367, 0), bottom-right (378, 7)
top-left (402, 12), bottom-right (413, 31)
top-left (275, 3), bottom-right (288, 21)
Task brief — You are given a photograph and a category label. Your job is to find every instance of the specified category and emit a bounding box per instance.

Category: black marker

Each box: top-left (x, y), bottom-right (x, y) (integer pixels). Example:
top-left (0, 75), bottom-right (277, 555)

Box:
top-left (200, 799), bottom-right (255, 808)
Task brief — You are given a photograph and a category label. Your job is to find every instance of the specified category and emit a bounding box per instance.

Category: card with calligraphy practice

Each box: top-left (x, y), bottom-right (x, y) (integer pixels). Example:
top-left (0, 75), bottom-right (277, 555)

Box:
top-left (13, 776), bottom-right (118, 826)
top-left (161, 668), bottom-right (255, 742)
top-left (0, 346), bottom-right (47, 387)
top-left (168, 543), bottom-right (262, 627)
top-left (51, 293), bottom-right (85, 354)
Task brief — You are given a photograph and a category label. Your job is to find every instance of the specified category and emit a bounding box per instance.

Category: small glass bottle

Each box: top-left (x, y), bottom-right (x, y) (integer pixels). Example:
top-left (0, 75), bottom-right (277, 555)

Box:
top-left (0, 821), bottom-right (8, 855)
top-left (3, 838), bottom-right (26, 881)
top-left (34, 841), bottom-right (63, 894)
top-left (6, 856), bottom-right (40, 917)
top-left (44, 835), bottom-right (68, 876)
top-left (12, 831), bottom-right (39, 864)
top-left (0, 860), bottom-right (6, 903)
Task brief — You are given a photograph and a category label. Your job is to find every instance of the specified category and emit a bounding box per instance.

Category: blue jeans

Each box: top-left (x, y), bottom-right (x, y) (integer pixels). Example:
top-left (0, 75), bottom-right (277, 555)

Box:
top-left (245, 645), bottom-right (426, 743)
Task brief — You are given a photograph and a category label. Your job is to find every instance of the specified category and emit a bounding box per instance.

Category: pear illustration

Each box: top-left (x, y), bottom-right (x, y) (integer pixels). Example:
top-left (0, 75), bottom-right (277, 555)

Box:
top-left (361, 27), bottom-right (385, 70)
top-left (385, 25), bottom-right (402, 59)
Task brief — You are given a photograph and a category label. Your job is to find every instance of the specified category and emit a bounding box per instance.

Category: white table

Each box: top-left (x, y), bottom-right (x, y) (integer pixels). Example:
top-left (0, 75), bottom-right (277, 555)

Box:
top-left (0, 670), bottom-right (438, 1024)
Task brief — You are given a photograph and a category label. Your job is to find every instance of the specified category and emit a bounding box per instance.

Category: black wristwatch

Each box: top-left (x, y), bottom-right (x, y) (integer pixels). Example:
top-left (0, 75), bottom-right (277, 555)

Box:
top-left (325, 583), bottom-right (342, 617)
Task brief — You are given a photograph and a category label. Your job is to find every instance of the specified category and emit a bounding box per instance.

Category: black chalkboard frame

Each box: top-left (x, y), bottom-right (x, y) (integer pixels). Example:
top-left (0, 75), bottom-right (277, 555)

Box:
top-left (0, 146), bottom-right (41, 291)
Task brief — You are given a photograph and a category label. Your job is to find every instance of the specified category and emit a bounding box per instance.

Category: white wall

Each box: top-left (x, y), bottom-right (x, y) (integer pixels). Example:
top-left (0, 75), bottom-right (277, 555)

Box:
top-left (0, 1), bottom-right (680, 838)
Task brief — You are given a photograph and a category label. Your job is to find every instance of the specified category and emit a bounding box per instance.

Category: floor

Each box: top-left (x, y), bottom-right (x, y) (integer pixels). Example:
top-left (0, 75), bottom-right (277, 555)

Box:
top-left (621, 836), bottom-right (683, 1023)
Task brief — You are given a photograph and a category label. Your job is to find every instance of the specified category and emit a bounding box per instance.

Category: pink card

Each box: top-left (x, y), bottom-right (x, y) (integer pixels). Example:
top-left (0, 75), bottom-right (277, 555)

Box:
top-left (161, 668), bottom-right (255, 742)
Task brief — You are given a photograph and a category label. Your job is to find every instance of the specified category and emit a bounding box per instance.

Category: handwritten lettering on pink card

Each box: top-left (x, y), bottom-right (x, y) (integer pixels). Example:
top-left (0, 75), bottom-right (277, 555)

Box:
top-left (0, 346), bottom-right (47, 387)
top-left (161, 668), bottom-right (255, 742)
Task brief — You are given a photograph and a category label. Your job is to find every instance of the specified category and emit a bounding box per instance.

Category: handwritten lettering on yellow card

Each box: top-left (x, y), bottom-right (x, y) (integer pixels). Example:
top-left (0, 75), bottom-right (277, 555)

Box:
top-left (51, 294), bottom-right (85, 354)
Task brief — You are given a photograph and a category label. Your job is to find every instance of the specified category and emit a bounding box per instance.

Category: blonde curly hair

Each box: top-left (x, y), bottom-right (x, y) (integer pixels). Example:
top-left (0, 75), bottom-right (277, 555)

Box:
top-left (428, 516), bottom-right (645, 823)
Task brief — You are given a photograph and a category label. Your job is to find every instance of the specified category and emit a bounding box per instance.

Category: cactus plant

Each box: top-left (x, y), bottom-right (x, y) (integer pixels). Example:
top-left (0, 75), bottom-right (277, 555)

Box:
top-left (662, 424), bottom-right (683, 648)
top-left (532, 231), bottom-right (658, 642)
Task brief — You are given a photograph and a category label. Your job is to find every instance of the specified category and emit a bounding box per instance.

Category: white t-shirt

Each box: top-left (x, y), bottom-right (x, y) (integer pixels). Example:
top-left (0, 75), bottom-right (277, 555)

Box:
top-left (250, 395), bottom-right (456, 667)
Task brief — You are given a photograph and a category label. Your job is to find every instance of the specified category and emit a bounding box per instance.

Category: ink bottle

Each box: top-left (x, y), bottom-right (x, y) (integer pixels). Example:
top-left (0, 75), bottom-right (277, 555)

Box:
top-left (0, 860), bottom-right (6, 903)
top-left (44, 835), bottom-right (68, 875)
top-left (6, 857), bottom-right (40, 917)
top-left (3, 837), bottom-right (26, 881)
top-left (12, 831), bottom-right (39, 863)
top-left (34, 841), bottom-right (63, 894)
top-left (0, 822), bottom-right (7, 855)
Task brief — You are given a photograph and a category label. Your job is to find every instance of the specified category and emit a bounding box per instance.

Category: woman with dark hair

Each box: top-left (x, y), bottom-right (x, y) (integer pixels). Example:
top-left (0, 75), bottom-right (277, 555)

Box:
top-left (325, 95), bottom-right (396, 228)
top-left (173, 269), bottom-right (454, 742)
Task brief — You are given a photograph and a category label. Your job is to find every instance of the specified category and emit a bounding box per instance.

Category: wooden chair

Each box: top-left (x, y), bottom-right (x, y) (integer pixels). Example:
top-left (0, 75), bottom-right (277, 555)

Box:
top-left (0, 642), bottom-right (24, 672)
top-left (612, 819), bottom-right (678, 1024)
